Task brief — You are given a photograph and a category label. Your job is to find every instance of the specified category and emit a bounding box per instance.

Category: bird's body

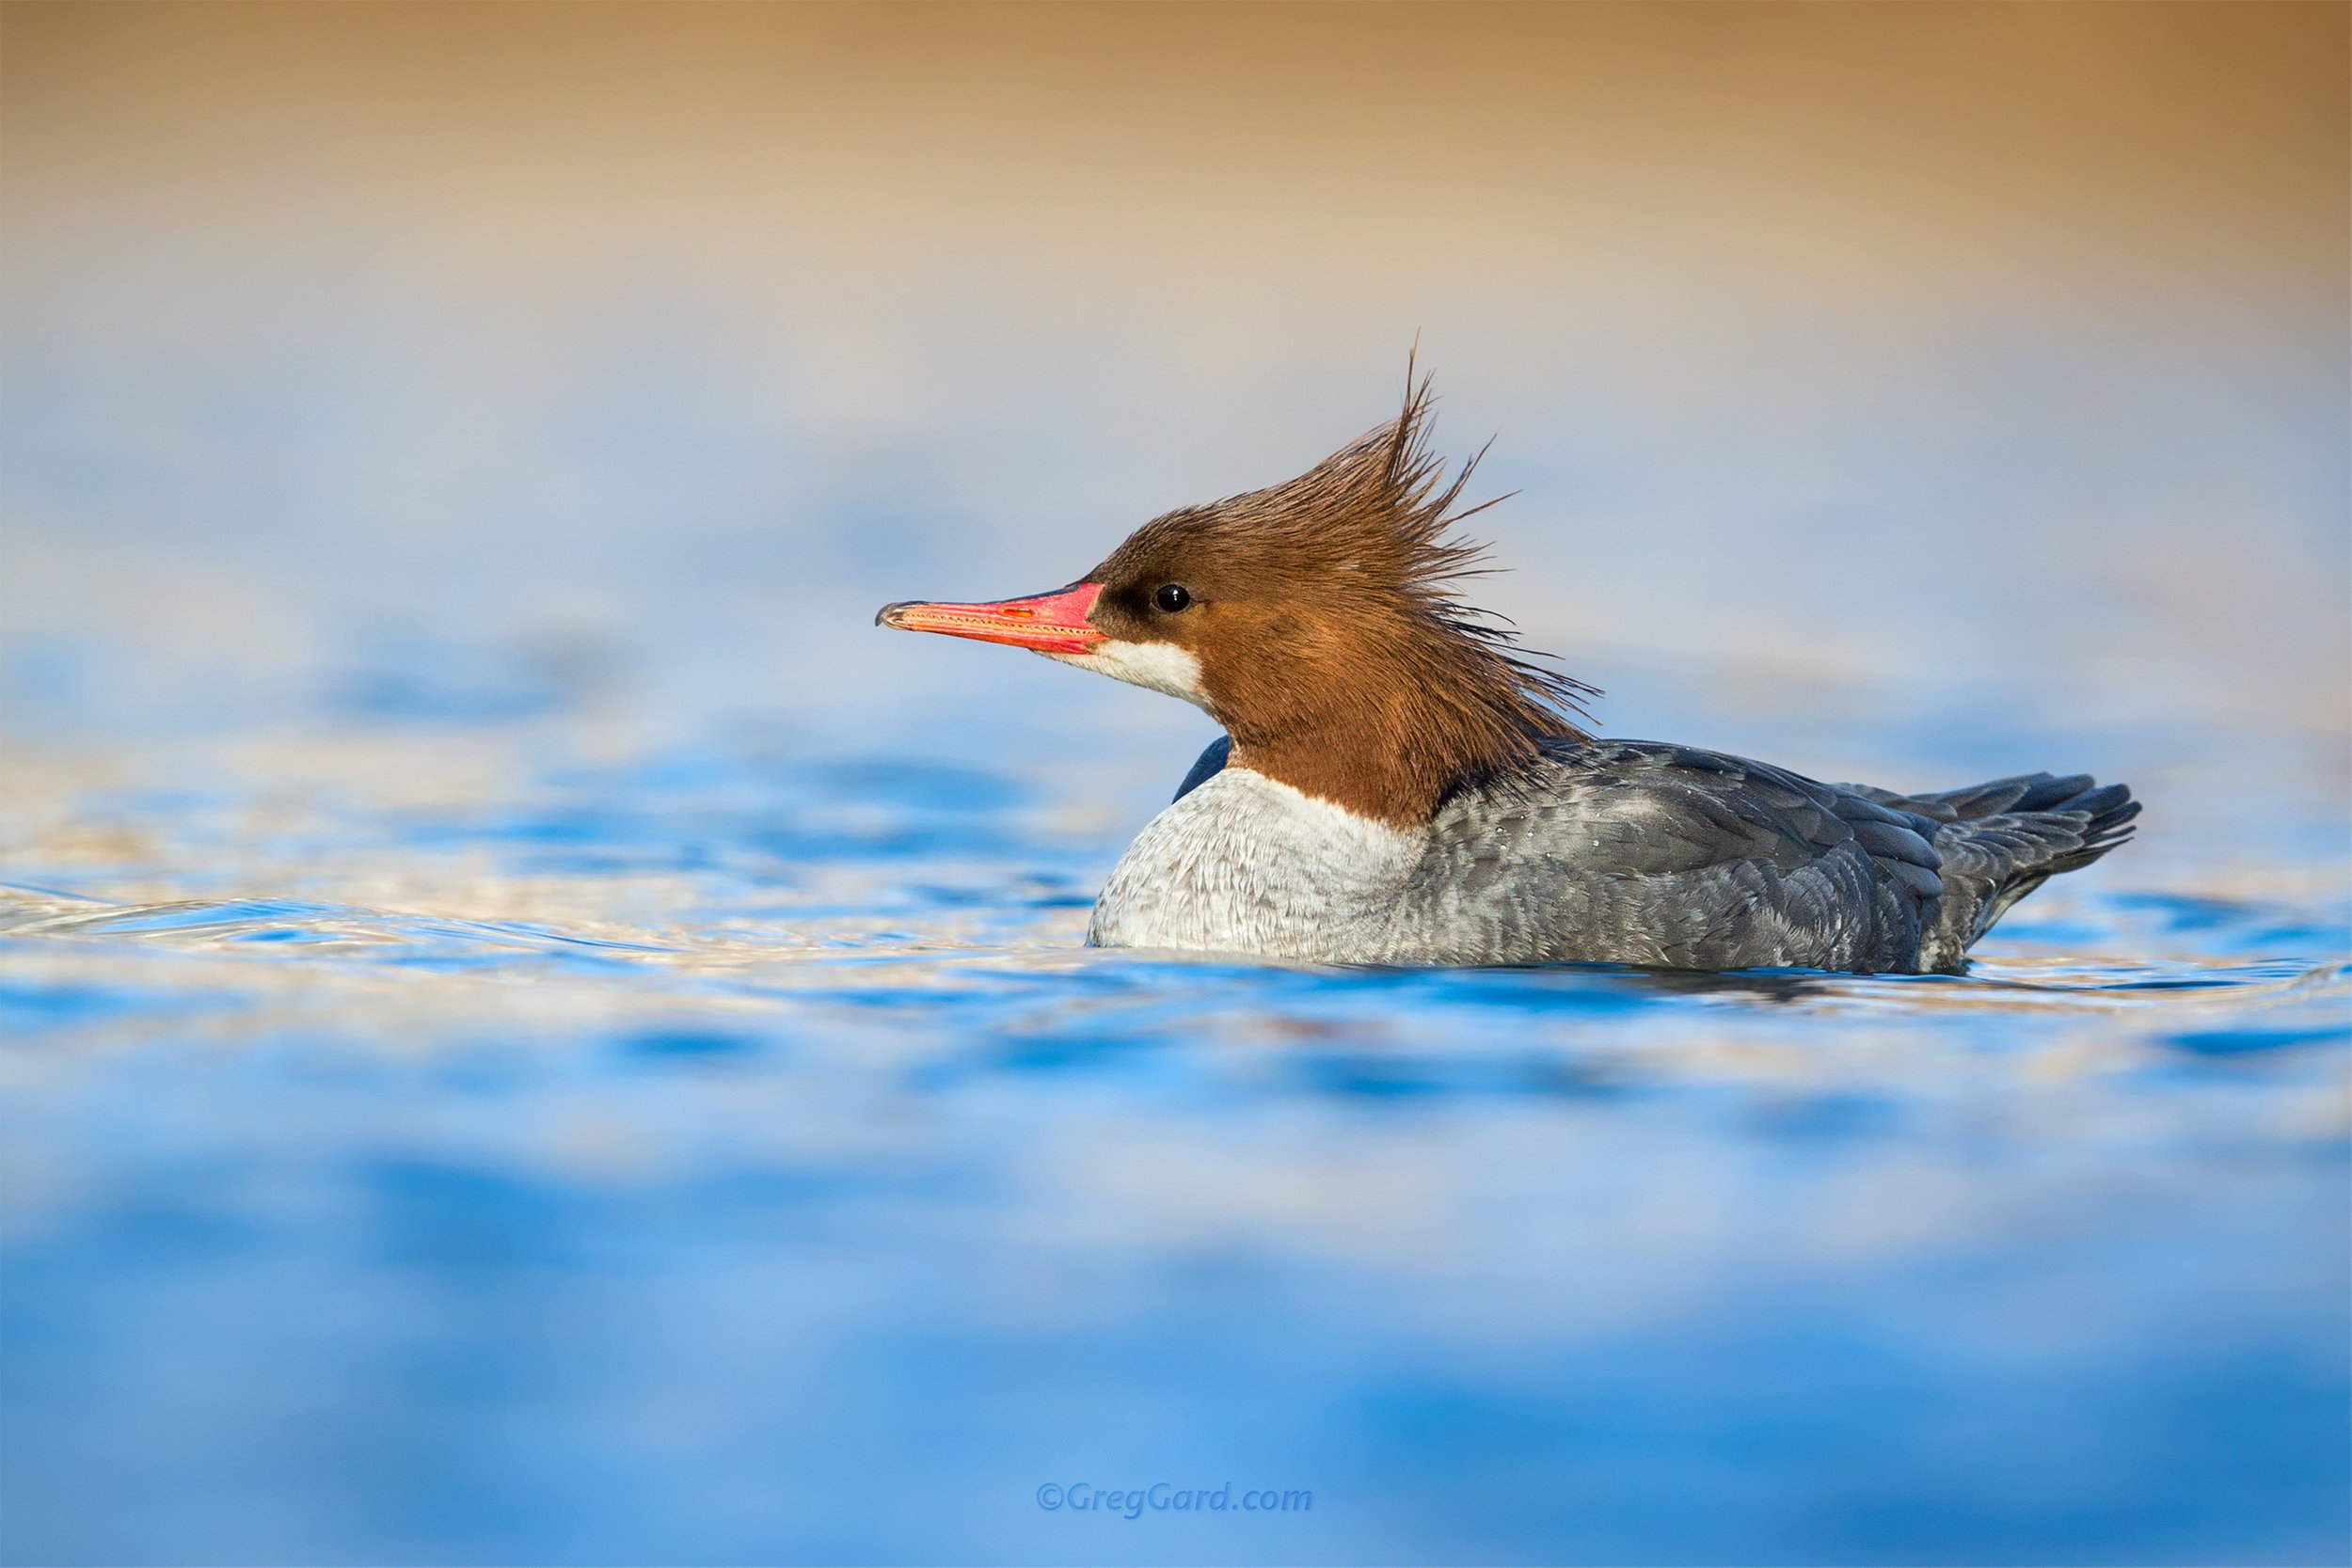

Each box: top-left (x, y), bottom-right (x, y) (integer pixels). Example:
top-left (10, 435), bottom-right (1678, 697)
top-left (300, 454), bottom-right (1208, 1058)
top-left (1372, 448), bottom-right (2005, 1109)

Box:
top-left (880, 371), bottom-right (2137, 974)
top-left (1094, 736), bottom-right (2135, 974)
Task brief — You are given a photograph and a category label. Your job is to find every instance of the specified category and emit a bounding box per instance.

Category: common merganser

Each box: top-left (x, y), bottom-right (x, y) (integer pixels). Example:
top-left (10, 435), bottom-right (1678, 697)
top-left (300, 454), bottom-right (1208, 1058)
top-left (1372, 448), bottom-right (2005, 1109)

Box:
top-left (878, 379), bottom-right (2137, 974)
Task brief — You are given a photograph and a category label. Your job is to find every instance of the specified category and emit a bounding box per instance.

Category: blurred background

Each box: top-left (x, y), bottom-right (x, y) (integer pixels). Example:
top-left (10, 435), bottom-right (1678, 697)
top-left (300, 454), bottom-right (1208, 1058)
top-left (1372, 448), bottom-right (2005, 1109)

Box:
top-left (1, 5), bottom-right (2345, 1564)
top-left (4, 1), bottom-right (2345, 748)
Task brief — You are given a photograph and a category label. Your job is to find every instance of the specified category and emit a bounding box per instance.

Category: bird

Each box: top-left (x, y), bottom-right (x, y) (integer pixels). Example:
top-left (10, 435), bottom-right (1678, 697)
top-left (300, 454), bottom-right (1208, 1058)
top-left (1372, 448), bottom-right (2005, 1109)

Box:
top-left (876, 376), bottom-right (2137, 974)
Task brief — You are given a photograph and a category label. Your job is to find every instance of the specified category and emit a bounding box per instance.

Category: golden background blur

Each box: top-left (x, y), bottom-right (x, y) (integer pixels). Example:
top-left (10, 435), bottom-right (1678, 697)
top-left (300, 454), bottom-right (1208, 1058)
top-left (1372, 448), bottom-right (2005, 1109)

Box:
top-left (8, 3), bottom-right (2342, 298)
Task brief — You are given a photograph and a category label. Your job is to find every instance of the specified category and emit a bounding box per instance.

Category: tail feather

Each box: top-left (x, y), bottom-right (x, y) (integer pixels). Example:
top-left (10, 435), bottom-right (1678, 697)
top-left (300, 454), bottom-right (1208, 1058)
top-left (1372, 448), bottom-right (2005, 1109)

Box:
top-left (1847, 771), bottom-right (2139, 972)
top-left (1847, 770), bottom-right (2103, 822)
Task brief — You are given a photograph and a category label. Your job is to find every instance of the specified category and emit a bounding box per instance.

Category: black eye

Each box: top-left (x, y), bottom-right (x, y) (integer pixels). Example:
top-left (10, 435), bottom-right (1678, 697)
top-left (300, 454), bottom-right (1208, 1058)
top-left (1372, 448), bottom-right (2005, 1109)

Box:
top-left (1153, 583), bottom-right (1191, 613)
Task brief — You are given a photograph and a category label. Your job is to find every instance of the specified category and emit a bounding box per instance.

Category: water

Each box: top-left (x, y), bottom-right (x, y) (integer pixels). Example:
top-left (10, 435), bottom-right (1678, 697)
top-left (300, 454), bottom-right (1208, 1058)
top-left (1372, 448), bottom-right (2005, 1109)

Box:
top-left (1, 651), bottom-right (2345, 1563)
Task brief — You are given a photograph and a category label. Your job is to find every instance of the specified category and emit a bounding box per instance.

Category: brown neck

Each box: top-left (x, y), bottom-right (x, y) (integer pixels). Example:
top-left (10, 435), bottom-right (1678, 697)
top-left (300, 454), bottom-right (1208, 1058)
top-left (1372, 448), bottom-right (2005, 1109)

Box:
top-left (1216, 665), bottom-right (1555, 827)
top-left (1227, 736), bottom-right (1474, 826)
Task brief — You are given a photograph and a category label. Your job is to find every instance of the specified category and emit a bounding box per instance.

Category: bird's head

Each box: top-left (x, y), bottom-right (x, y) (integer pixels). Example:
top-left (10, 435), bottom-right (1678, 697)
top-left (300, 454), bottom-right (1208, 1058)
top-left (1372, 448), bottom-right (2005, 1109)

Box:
top-left (879, 374), bottom-right (1595, 823)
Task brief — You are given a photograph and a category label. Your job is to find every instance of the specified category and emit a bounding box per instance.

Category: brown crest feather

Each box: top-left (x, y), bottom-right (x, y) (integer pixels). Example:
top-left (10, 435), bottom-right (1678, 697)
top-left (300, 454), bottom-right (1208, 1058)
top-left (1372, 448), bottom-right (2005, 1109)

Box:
top-left (1088, 371), bottom-right (1597, 825)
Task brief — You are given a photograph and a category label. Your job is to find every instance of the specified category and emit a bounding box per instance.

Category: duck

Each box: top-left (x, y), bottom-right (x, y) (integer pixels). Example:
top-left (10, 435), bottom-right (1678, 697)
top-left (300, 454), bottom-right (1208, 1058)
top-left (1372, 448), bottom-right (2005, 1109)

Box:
top-left (877, 376), bottom-right (2137, 974)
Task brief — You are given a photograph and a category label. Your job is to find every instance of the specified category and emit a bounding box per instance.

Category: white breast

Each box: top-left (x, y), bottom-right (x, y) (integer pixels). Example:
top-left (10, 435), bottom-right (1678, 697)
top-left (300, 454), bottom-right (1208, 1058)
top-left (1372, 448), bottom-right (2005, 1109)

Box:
top-left (1088, 768), bottom-right (1424, 960)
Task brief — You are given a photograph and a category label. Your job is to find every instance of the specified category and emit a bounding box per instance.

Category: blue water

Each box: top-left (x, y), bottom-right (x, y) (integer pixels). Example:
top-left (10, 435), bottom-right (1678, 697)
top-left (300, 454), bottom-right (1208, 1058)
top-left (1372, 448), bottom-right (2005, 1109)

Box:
top-left (1, 665), bottom-right (2345, 1564)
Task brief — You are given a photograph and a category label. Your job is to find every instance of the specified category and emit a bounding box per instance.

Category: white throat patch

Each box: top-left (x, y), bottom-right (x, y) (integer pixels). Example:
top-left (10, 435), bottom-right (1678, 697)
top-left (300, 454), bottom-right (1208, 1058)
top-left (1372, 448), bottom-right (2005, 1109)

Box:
top-left (1047, 639), bottom-right (1210, 711)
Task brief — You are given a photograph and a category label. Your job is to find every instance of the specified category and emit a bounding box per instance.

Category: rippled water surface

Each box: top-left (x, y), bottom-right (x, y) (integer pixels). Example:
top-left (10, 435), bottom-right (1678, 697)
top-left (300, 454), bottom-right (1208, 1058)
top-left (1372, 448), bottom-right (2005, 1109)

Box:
top-left (2, 671), bottom-right (2346, 1563)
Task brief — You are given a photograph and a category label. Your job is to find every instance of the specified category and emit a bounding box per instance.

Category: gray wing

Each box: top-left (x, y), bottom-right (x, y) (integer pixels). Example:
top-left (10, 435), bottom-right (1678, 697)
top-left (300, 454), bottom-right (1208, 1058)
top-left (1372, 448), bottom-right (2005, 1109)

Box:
top-left (1401, 740), bottom-right (1946, 973)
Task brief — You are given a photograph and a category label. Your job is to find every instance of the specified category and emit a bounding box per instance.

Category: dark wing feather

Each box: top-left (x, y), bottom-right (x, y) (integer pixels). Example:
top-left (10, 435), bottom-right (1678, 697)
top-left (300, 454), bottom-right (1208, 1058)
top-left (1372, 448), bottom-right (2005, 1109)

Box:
top-left (1172, 736), bottom-right (1233, 801)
